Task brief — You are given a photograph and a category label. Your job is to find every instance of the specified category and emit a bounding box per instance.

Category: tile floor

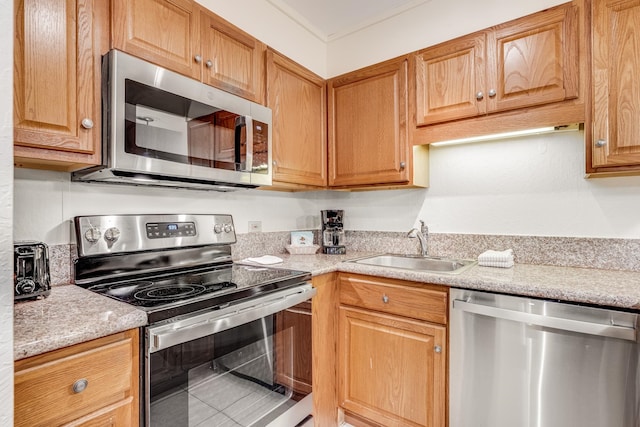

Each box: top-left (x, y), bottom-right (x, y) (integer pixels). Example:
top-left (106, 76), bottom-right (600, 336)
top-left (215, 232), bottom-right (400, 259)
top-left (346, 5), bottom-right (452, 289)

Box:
top-left (150, 357), bottom-right (295, 427)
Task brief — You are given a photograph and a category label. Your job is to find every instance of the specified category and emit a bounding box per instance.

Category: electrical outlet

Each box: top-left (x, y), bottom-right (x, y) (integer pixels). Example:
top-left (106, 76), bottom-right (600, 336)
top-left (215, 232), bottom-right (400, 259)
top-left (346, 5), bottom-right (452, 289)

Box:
top-left (248, 221), bottom-right (262, 233)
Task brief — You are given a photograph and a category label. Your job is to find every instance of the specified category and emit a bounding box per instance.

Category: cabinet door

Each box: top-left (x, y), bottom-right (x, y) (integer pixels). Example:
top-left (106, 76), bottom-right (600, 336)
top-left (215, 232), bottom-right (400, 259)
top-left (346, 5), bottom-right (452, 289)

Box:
top-left (328, 57), bottom-right (410, 187)
top-left (200, 9), bottom-right (266, 104)
top-left (111, 0), bottom-right (201, 80)
top-left (487, 2), bottom-right (579, 113)
top-left (14, 330), bottom-right (139, 427)
top-left (414, 32), bottom-right (487, 125)
top-left (267, 50), bottom-right (327, 187)
top-left (275, 301), bottom-right (313, 396)
top-left (14, 0), bottom-right (101, 169)
top-left (591, 0), bottom-right (640, 168)
top-left (338, 306), bottom-right (446, 427)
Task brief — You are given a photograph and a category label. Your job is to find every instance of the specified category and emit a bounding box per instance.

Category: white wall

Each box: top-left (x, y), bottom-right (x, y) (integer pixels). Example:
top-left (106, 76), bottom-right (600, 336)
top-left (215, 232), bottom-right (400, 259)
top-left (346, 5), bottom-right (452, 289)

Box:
top-left (311, 131), bottom-right (640, 238)
top-left (195, 0), bottom-right (327, 77)
top-left (1, 0), bottom-right (14, 424)
top-left (13, 169), bottom-right (319, 244)
top-left (195, 0), bottom-right (569, 78)
top-left (326, 0), bottom-right (567, 76)
top-left (17, 129), bottom-right (640, 242)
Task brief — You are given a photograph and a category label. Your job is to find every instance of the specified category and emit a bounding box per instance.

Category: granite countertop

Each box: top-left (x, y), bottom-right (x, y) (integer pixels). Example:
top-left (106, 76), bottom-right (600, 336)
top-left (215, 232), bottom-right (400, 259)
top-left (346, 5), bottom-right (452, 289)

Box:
top-left (14, 285), bottom-right (147, 360)
top-left (247, 252), bottom-right (640, 311)
top-left (15, 251), bottom-right (640, 360)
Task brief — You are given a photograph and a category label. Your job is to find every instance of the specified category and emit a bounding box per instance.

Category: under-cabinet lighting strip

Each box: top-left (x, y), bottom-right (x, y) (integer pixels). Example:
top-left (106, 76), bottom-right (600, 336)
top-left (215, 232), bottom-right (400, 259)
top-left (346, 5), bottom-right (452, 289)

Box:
top-left (430, 124), bottom-right (580, 147)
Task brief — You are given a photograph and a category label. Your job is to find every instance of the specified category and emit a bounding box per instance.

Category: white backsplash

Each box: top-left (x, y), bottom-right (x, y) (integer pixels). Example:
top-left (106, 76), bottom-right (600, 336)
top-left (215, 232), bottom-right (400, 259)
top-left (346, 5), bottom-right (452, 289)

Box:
top-left (14, 131), bottom-right (640, 248)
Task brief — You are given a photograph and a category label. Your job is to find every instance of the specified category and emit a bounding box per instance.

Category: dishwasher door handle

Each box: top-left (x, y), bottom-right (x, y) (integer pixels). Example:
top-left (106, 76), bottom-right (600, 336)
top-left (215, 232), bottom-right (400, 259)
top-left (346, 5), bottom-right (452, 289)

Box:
top-left (453, 299), bottom-right (637, 341)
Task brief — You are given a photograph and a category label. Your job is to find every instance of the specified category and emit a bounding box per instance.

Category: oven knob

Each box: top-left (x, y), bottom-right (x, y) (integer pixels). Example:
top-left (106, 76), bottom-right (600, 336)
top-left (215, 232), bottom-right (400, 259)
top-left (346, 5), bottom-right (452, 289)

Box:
top-left (84, 227), bottom-right (101, 243)
top-left (104, 227), bottom-right (121, 243)
top-left (224, 224), bottom-right (233, 233)
top-left (214, 224), bottom-right (223, 234)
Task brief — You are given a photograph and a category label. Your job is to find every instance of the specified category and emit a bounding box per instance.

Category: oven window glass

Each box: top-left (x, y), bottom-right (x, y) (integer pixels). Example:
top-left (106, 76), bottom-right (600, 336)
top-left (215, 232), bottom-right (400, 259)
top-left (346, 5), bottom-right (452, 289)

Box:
top-left (124, 79), bottom-right (269, 174)
top-left (148, 306), bottom-right (311, 427)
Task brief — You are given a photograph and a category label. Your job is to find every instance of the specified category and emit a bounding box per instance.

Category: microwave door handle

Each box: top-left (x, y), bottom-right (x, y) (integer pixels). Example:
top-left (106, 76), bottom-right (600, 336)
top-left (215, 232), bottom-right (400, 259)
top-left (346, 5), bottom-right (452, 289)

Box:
top-left (244, 116), bottom-right (254, 172)
top-left (234, 115), bottom-right (253, 172)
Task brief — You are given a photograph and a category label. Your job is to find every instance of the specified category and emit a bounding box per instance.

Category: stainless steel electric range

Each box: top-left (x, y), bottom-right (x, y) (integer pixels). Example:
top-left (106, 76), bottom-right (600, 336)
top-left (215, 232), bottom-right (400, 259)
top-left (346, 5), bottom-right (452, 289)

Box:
top-left (74, 214), bottom-right (315, 427)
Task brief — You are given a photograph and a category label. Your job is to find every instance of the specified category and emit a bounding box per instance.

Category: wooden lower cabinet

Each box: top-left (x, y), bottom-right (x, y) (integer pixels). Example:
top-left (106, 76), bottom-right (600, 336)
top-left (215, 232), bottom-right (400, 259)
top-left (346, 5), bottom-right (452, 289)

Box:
top-left (14, 329), bottom-right (140, 427)
top-left (275, 300), bottom-right (313, 396)
top-left (337, 274), bottom-right (447, 427)
top-left (312, 273), bottom-right (340, 427)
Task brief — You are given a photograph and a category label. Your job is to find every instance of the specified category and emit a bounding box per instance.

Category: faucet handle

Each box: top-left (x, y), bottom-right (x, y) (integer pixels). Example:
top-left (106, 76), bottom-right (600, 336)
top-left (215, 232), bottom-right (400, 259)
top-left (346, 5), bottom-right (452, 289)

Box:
top-left (419, 220), bottom-right (428, 235)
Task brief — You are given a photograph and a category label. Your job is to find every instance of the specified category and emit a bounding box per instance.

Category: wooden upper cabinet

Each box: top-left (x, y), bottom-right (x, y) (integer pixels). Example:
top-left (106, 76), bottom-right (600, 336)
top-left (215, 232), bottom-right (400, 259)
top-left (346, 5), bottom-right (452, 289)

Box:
top-left (267, 49), bottom-right (327, 188)
top-left (415, 33), bottom-right (486, 125)
top-left (111, 0), bottom-right (266, 103)
top-left (487, 2), bottom-right (579, 113)
top-left (111, 0), bottom-right (201, 80)
top-left (14, 0), bottom-right (104, 170)
top-left (588, 0), bottom-right (640, 173)
top-left (328, 57), bottom-right (411, 187)
top-left (413, 1), bottom-right (581, 131)
top-left (200, 9), bottom-right (266, 103)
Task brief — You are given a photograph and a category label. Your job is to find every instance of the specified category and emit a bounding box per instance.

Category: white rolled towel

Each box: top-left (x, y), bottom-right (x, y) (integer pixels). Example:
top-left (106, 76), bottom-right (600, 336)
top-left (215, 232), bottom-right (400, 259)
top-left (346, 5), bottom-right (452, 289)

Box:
top-left (242, 255), bottom-right (284, 265)
top-left (478, 249), bottom-right (514, 268)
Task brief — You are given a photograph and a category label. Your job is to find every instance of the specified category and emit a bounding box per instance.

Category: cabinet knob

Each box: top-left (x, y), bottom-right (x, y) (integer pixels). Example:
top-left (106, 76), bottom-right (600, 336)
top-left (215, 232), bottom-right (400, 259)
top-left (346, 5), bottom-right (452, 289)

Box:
top-left (595, 139), bottom-right (607, 147)
top-left (399, 161), bottom-right (406, 170)
top-left (194, 54), bottom-right (202, 63)
top-left (72, 378), bottom-right (89, 394)
top-left (205, 60), bottom-right (213, 68)
top-left (476, 91), bottom-right (484, 101)
top-left (81, 118), bottom-right (94, 129)
top-left (434, 345), bottom-right (442, 354)
top-left (272, 160), bottom-right (277, 166)
top-left (382, 294), bottom-right (389, 304)
top-left (488, 89), bottom-right (497, 97)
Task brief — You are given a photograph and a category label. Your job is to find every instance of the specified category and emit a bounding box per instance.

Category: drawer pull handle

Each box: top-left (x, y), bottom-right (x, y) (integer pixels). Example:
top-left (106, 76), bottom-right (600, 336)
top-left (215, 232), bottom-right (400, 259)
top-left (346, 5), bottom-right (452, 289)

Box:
top-left (434, 345), bottom-right (442, 353)
top-left (382, 294), bottom-right (389, 304)
top-left (72, 378), bottom-right (89, 394)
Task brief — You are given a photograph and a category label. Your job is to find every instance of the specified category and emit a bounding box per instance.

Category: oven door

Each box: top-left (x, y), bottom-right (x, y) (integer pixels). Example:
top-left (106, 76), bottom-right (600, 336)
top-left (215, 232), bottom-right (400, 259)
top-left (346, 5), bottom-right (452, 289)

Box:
top-left (145, 283), bottom-right (316, 427)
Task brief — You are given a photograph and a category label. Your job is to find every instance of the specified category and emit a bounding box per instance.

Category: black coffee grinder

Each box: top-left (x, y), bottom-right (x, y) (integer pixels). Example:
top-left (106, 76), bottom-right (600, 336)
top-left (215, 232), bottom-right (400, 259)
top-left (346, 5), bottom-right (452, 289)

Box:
top-left (321, 210), bottom-right (346, 254)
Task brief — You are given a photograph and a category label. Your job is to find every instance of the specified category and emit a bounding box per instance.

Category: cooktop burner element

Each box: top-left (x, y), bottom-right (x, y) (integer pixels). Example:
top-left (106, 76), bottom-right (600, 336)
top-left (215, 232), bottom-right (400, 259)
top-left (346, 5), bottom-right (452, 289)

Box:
top-left (95, 275), bottom-right (237, 307)
top-left (74, 214), bottom-right (312, 323)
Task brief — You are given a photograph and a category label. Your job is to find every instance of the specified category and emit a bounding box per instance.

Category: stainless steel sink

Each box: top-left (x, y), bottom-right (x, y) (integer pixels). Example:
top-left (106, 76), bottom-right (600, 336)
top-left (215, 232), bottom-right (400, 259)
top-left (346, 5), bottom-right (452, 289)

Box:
top-left (349, 254), bottom-right (477, 274)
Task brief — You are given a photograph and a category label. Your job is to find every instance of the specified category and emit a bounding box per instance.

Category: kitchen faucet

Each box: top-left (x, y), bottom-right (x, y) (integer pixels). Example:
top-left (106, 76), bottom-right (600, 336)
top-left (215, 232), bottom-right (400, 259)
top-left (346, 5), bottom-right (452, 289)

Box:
top-left (407, 220), bottom-right (428, 257)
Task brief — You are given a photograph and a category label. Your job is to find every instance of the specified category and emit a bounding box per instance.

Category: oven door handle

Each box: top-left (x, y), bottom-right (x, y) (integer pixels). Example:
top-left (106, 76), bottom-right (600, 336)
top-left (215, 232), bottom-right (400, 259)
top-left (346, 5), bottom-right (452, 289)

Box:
top-left (147, 284), bottom-right (316, 353)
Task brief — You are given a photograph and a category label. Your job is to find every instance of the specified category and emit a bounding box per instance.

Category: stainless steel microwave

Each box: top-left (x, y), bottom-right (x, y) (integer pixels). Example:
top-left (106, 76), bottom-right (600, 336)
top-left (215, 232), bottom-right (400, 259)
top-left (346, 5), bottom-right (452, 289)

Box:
top-left (72, 50), bottom-right (272, 191)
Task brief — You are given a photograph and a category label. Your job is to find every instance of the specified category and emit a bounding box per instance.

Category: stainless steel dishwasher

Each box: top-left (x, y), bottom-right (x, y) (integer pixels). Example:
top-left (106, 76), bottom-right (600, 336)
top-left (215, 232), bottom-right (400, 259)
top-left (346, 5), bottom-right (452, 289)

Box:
top-left (450, 288), bottom-right (640, 427)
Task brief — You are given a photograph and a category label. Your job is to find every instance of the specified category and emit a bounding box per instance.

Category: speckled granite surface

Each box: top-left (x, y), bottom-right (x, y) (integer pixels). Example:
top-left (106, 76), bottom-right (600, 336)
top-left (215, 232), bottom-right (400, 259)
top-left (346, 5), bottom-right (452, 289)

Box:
top-left (14, 285), bottom-right (147, 360)
top-left (49, 244), bottom-right (72, 286)
top-left (29, 232), bottom-right (639, 361)
top-left (344, 231), bottom-right (640, 272)
top-left (243, 252), bottom-right (640, 311)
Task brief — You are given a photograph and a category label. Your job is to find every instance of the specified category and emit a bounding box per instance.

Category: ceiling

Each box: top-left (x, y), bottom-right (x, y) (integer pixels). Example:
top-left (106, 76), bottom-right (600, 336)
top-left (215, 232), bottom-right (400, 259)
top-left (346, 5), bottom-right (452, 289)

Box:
top-left (266, 0), bottom-right (430, 42)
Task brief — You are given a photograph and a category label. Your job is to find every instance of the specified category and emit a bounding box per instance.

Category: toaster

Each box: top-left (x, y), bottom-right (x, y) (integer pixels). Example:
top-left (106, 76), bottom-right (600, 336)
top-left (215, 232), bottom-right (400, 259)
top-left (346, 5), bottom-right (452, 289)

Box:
top-left (14, 241), bottom-right (51, 301)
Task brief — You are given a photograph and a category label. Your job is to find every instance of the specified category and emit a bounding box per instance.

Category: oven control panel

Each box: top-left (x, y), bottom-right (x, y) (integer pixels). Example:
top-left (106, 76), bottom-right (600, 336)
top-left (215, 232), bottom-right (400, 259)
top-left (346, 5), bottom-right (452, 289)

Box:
top-left (74, 214), bottom-right (237, 257)
top-left (146, 222), bottom-right (196, 239)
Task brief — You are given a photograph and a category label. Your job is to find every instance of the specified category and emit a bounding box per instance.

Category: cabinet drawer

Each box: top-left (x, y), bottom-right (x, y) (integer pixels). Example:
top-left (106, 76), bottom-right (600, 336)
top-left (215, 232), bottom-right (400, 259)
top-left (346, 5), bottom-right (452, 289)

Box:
top-left (15, 335), bottom-right (135, 427)
top-left (339, 274), bottom-right (447, 324)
